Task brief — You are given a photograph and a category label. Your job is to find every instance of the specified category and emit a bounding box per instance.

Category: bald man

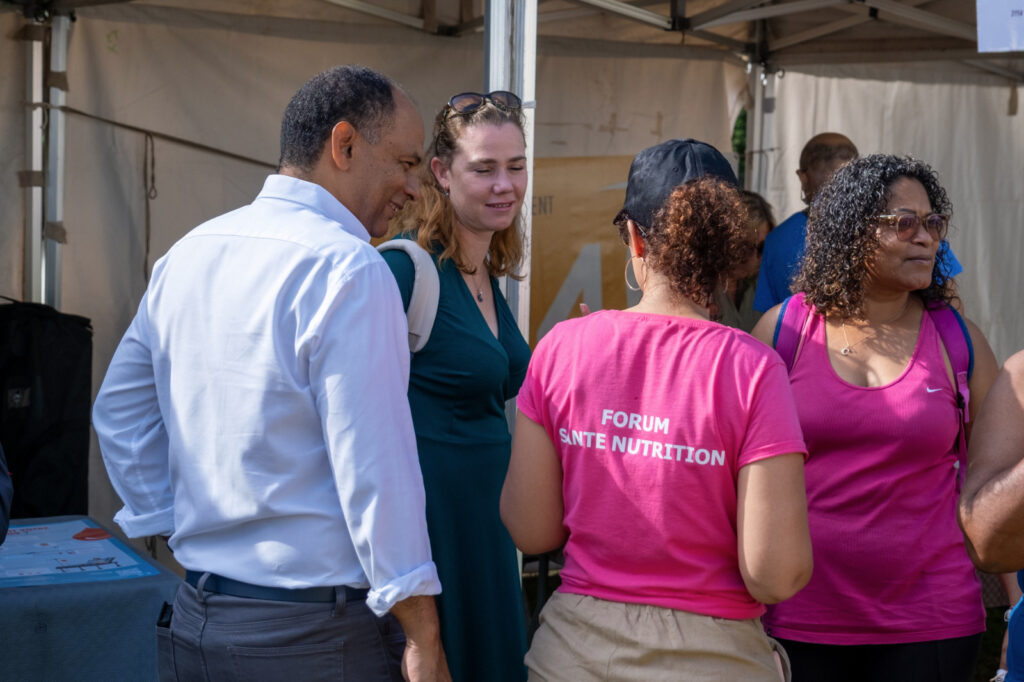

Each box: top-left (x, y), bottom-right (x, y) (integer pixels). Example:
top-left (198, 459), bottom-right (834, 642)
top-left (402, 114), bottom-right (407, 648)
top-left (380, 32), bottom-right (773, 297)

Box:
top-left (752, 132), bottom-right (962, 312)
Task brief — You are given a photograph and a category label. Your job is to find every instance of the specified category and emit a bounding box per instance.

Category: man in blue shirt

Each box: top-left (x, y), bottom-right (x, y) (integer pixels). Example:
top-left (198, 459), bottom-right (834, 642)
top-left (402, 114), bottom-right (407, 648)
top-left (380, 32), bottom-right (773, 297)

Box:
top-left (753, 133), bottom-right (962, 312)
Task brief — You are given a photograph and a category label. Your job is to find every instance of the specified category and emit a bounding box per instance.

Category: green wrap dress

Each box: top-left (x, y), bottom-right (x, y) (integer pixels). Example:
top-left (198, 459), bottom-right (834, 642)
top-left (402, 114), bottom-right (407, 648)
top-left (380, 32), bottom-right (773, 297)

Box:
top-left (382, 241), bottom-right (530, 682)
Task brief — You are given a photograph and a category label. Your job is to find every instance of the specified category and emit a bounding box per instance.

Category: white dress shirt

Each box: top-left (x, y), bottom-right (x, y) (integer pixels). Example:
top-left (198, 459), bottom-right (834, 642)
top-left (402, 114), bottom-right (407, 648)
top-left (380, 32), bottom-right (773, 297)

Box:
top-left (93, 174), bottom-right (440, 615)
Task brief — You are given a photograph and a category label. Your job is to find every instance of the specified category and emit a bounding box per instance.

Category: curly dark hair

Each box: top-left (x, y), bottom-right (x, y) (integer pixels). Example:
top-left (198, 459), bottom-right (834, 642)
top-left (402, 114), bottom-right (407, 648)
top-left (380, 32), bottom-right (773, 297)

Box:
top-left (631, 177), bottom-right (753, 307)
top-left (278, 65), bottom-right (397, 173)
top-left (793, 154), bottom-right (956, 318)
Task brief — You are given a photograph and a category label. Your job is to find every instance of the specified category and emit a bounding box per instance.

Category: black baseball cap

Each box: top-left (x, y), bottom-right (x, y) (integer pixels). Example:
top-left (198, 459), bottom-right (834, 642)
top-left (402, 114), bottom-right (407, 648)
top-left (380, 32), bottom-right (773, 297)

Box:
top-left (617, 138), bottom-right (738, 229)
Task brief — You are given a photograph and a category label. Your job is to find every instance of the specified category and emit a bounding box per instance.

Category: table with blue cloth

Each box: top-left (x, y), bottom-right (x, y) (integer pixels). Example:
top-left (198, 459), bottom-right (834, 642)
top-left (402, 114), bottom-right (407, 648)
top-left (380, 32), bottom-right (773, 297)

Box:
top-left (0, 515), bottom-right (181, 681)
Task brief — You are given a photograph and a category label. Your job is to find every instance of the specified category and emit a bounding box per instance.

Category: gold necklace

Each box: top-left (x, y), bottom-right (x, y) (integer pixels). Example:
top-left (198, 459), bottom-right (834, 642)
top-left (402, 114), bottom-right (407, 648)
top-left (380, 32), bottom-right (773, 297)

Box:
top-left (838, 300), bottom-right (911, 356)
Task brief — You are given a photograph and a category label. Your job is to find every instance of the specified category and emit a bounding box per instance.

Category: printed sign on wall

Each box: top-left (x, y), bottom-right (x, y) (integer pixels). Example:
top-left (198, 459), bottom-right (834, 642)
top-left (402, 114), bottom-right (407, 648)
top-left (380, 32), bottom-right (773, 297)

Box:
top-left (978, 0), bottom-right (1024, 52)
top-left (529, 156), bottom-right (639, 346)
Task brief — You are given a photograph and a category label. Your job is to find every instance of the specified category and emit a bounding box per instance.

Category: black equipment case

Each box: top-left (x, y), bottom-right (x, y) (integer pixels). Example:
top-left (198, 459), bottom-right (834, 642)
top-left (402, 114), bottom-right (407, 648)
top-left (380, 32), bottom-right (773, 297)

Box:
top-left (0, 297), bottom-right (93, 518)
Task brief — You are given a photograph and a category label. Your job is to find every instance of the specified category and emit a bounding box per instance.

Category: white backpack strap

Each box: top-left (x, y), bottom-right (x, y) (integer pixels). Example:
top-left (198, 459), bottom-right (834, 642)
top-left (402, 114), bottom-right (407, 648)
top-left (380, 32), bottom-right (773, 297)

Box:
top-left (377, 240), bottom-right (440, 353)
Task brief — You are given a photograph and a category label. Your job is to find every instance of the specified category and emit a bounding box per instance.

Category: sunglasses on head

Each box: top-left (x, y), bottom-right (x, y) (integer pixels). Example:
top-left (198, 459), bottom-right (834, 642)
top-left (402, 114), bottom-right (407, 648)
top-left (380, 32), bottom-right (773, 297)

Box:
top-left (874, 213), bottom-right (949, 241)
top-left (445, 91), bottom-right (522, 118)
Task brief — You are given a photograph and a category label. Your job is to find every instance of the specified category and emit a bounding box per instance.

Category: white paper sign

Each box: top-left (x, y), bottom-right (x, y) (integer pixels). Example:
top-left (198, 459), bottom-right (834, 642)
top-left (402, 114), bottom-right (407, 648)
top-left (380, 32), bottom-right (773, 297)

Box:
top-left (978, 0), bottom-right (1024, 52)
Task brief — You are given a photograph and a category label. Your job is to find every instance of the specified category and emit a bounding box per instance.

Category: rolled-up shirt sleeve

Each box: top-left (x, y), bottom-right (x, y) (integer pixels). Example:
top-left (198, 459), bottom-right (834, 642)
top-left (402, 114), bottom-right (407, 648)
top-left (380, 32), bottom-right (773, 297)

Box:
top-left (92, 290), bottom-right (175, 538)
top-left (310, 259), bottom-right (440, 616)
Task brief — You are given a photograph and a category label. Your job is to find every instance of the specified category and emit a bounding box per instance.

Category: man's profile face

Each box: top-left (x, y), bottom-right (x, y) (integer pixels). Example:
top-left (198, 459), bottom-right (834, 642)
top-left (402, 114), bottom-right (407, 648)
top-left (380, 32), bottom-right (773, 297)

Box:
top-left (348, 94), bottom-right (425, 238)
top-left (797, 157), bottom-right (852, 205)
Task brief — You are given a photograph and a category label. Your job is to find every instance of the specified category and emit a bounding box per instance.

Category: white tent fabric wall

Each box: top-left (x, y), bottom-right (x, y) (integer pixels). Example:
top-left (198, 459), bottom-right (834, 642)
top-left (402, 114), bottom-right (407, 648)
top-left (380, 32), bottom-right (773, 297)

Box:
top-left (765, 64), bottom-right (1024, 364)
top-left (533, 50), bottom-right (746, 158)
top-left (20, 7), bottom-right (741, 545)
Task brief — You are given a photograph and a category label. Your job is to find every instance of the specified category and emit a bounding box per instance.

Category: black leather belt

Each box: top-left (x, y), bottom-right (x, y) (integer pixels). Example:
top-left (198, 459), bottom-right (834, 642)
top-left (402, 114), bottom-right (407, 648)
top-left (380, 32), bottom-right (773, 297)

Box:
top-left (185, 570), bottom-right (368, 604)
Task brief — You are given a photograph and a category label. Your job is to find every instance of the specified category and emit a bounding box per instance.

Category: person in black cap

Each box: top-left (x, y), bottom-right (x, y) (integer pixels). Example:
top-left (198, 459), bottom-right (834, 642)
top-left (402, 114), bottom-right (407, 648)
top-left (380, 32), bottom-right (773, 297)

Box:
top-left (615, 137), bottom-right (740, 231)
top-left (501, 139), bottom-right (812, 680)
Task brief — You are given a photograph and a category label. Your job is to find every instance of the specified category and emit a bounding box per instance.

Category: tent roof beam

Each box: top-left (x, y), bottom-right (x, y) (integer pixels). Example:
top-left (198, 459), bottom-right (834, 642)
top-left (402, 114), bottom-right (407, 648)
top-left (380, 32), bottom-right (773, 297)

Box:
top-left (694, 0), bottom-right (848, 32)
top-left (320, 0), bottom-right (424, 30)
top-left (962, 59), bottom-right (1024, 83)
top-left (686, 28), bottom-right (749, 52)
top-left (682, 0), bottom-right (765, 31)
top-left (847, 0), bottom-right (975, 42)
top-left (768, 0), bottom-right (931, 51)
top-left (773, 48), bottom-right (1007, 65)
top-left (540, 34), bottom-right (744, 63)
top-left (546, 0), bottom-right (749, 53)
top-left (565, 0), bottom-right (671, 30)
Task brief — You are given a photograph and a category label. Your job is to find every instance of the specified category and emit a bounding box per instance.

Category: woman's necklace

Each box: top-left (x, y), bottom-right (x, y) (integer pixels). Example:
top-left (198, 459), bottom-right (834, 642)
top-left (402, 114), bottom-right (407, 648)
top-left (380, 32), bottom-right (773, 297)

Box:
top-left (839, 299), bottom-right (911, 356)
top-left (464, 269), bottom-right (487, 303)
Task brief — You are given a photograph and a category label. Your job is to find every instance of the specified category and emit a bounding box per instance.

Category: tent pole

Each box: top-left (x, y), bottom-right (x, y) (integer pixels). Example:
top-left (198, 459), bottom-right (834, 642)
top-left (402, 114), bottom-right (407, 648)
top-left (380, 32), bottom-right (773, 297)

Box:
top-left (486, 0), bottom-right (538, 583)
top-left (485, 0), bottom-right (536, 343)
top-left (759, 69), bottom-right (775, 199)
top-left (44, 14), bottom-right (71, 310)
top-left (746, 64), bottom-right (774, 197)
top-left (23, 23), bottom-right (45, 303)
top-left (749, 62), bottom-right (765, 191)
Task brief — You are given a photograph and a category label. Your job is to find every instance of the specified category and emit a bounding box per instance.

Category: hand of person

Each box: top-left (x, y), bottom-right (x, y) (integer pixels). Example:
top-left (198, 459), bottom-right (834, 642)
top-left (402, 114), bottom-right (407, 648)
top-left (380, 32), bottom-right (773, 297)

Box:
top-left (401, 639), bottom-right (451, 682)
top-left (390, 595), bottom-right (450, 682)
top-left (579, 302), bottom-right (591, 316)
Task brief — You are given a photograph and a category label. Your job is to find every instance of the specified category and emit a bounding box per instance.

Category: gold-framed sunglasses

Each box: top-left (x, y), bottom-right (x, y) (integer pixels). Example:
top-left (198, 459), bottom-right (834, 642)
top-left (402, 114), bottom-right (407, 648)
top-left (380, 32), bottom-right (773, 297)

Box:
top-left (874, 212), bottom-right (949, 241)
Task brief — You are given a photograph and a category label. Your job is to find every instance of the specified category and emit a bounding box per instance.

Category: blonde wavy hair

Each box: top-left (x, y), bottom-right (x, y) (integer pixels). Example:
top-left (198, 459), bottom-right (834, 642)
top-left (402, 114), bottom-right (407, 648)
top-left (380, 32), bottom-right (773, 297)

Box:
top-left (389, 102), bottom-right (526, 277)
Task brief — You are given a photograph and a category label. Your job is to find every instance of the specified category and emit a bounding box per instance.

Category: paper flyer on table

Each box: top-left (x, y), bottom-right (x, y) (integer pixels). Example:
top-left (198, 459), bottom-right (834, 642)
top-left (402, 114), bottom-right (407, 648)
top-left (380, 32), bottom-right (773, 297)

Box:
top-left (0, 518), bottom-right (160, 587)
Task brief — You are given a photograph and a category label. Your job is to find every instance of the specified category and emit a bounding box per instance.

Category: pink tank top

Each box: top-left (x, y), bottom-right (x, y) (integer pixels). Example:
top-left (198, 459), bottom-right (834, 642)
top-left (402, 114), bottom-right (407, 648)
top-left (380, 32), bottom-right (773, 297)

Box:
top-left (764, 308), bottom-right (984, 645)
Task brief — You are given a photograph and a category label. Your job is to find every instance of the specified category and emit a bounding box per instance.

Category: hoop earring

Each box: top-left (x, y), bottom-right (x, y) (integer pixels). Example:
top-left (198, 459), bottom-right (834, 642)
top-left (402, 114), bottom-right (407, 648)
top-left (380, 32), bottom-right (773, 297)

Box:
top-left (624, 258), bottom-right (641, 292)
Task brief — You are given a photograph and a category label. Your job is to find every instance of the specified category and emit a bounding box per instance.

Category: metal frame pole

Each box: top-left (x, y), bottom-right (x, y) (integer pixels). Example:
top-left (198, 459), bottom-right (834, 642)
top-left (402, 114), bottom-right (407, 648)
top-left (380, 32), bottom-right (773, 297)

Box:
top-left (24, 24), bottom-right (45, 303)
top-left (486, 0), bottom-right (538, 584)
top-left (485, 0), bottom-right (536, 342)
top-left (745, 62), bottom-right (775, 198)
top-left (44, 14), bottom-right (71, 309)
top-left (757, 69), bottom-right (776, 198)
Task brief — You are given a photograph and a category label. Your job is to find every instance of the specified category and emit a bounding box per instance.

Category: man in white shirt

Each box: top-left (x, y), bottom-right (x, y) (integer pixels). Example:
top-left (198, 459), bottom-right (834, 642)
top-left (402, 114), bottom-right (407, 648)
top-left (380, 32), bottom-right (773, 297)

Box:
top-left (93, 65), bottom-right (449, 681)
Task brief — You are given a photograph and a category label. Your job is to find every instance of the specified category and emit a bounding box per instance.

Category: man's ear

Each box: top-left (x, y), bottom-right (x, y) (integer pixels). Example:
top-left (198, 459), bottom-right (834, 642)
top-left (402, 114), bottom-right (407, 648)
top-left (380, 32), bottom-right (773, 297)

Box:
top-left (329, 121), bottom-right (358, 171)
top-left (429, 157), bottom-right (449, 192)
top-left (796, 168), bottom-right (812, 203)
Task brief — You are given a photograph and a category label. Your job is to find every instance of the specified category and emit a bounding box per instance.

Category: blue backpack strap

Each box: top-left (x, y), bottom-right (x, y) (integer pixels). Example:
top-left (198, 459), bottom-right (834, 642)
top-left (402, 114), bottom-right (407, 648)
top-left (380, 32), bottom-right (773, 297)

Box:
top-left (927, 303), bottom-right (973, 490)
top-left (773, 292), bottom-right (813, 373)
top-left (951, 307), bottom-right (974, 380)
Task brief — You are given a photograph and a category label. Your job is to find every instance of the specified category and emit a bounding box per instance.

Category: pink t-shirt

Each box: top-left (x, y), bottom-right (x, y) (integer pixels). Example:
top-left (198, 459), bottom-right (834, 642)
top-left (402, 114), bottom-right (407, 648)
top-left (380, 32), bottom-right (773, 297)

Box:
top-left (763, 309), bottom-right (984, 644)
top-left (517, 310), bottom-right (806, 620)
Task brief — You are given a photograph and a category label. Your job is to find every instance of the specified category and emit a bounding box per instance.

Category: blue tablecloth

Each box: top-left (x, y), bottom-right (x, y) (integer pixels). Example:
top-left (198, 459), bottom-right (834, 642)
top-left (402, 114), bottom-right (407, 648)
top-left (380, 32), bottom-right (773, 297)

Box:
top-left (0, 515), bottom-right (181, 681)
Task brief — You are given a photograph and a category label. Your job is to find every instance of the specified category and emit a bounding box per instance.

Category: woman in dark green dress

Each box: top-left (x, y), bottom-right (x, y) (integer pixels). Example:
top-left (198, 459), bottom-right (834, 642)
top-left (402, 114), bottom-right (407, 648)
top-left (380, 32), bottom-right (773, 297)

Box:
top-left (381, 91), bottom-right (531, 682)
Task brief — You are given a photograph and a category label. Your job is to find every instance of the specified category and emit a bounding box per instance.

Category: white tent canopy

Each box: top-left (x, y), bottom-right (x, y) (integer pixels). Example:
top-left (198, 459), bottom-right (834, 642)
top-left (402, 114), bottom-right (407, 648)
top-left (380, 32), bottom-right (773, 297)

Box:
top-left (1, 0), bottom-right (1022, 551)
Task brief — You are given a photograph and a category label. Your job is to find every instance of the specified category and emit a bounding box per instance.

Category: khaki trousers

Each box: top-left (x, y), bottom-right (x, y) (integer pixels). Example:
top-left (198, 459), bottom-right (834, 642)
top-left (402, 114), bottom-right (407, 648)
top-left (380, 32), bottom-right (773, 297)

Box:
top-left (526, 591), bottom-right (789, 682)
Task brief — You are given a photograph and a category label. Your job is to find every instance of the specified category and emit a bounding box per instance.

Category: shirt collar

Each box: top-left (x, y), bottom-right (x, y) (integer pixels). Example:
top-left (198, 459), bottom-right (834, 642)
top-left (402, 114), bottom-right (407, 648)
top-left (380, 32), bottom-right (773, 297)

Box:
top-left (256, 174), bottom-right (370, 242)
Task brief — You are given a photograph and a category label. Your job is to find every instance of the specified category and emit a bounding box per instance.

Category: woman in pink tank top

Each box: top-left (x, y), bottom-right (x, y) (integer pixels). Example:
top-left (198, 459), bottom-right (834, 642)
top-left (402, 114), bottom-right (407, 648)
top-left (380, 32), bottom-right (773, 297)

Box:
top-left (753, 155), bottom-right (999, 682)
